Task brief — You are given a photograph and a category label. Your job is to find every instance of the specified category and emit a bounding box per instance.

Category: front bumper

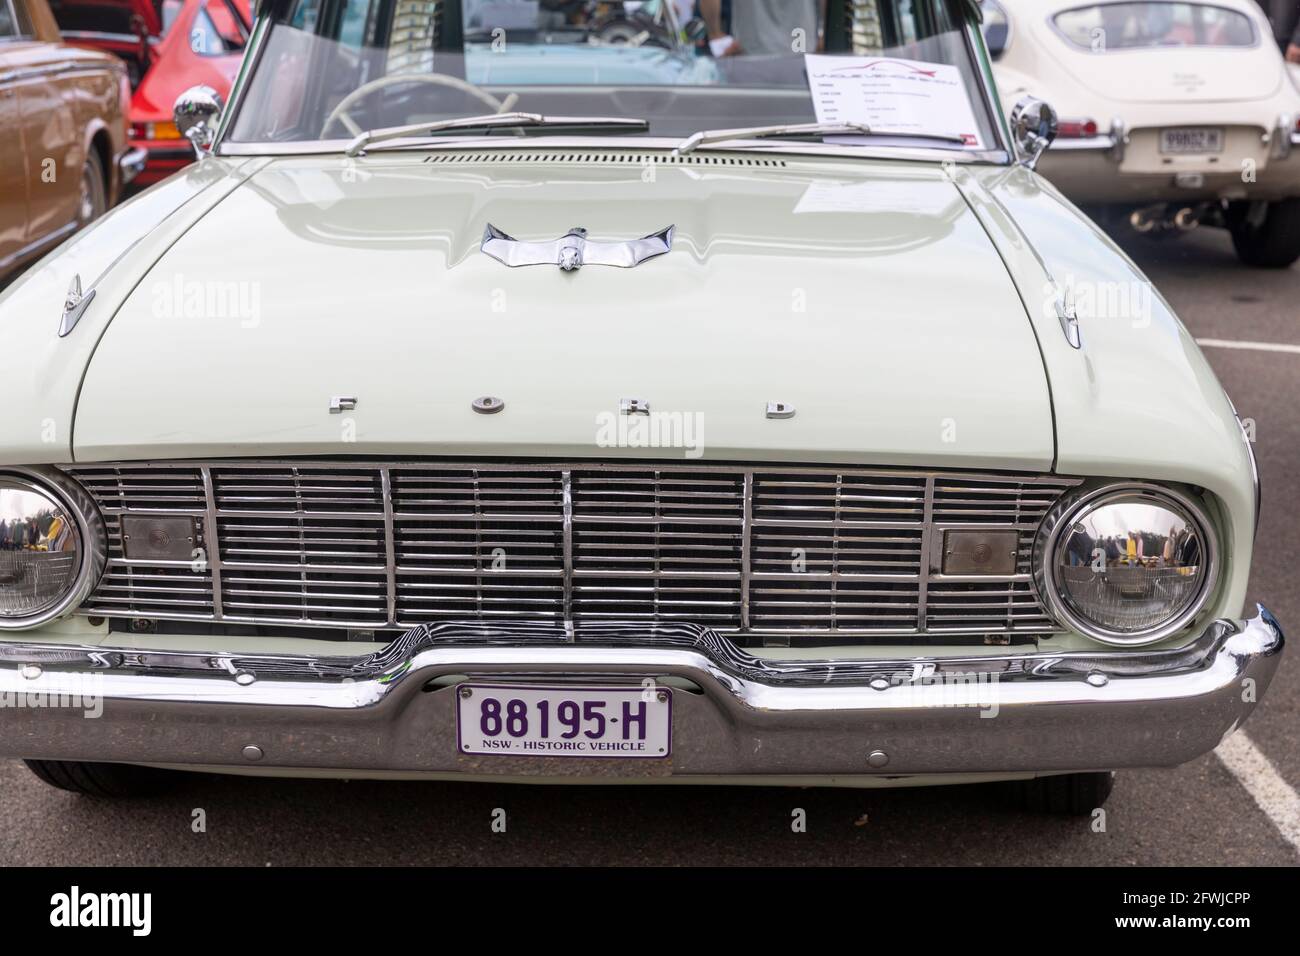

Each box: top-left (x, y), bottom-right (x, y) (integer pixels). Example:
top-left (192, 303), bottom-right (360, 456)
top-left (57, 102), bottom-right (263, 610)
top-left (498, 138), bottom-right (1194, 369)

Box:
top-left (0, 609), bottom-right (1282, 781)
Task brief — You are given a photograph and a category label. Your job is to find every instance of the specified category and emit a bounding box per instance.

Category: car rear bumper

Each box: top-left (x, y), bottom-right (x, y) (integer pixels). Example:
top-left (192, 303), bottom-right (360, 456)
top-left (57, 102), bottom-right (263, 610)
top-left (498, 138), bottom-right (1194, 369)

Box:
top-left (1039, 156), bottom-right (1300, 203)
top-left (1040, 123), bottom-right (1300, 203)
top-left (0, 608), bottom-right (1282, 781)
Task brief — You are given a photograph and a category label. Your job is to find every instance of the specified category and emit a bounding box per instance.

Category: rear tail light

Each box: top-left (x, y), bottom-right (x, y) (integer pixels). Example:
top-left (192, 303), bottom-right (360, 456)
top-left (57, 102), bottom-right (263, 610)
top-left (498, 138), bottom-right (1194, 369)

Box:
top-left (1056, 119), bottom-right (1100, 139)
top-left (130, 121), bottom-right (183, 141)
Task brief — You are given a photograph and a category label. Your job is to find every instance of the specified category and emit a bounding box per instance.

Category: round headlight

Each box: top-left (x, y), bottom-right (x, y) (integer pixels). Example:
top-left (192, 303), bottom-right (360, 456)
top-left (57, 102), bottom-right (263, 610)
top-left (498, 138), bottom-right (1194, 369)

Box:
top-left (0, 471), bottom-right (105, 630)
top-left (1038, 485), bottom-right (1217, 646)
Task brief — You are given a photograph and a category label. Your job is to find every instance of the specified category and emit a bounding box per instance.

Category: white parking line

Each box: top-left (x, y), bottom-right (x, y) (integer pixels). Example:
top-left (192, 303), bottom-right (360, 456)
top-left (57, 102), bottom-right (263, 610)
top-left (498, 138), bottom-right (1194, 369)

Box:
top-left (1215, 731), bottom-right (1300, 857)
top-left (1197, 338), bottom-right (1300, 354)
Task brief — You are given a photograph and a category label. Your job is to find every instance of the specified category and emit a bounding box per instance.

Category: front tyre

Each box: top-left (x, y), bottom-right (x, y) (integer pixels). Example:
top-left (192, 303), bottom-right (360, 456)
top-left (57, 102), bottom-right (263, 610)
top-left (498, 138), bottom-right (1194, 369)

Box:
top-left (1010, 771), bottom-right (1115, 815)
top-left (1227, 199), bottom-right (1300, 268)
top-left (24, 759), bottom-right (171, 798)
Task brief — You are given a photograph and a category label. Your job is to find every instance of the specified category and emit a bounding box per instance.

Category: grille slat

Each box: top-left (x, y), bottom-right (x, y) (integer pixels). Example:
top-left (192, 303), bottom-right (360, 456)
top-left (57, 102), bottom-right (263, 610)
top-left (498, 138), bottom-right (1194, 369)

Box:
top-left (68, 462), bottom-right (1081, 643)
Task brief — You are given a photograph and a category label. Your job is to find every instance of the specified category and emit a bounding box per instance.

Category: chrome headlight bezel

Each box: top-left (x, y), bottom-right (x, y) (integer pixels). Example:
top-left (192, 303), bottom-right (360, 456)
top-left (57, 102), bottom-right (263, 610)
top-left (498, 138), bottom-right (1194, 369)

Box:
top-left (1034, 482), bottom-right (1219, 647)
top-left (0, 467), bottom-right (107, 631)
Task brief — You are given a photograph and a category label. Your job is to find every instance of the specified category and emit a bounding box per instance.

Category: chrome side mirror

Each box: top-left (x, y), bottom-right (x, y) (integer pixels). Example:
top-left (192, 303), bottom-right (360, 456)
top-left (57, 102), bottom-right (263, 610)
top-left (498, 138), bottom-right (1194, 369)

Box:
top-left (173, 85), bottom-right (223, 157)
top-left (1009, 96), bottom-right (1058, 170)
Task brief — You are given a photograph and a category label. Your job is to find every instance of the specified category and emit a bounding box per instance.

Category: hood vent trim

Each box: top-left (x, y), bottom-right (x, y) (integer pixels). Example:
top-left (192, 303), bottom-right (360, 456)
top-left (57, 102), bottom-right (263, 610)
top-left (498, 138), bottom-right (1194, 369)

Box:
top-left (422, 152), bottom-right (788, 168)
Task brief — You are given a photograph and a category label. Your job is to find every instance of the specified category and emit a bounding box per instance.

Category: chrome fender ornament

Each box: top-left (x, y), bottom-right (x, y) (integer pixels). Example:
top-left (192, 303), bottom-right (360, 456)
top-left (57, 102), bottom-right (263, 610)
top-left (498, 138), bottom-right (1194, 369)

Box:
top-left (59, 274), bottom-right (95, 337)
top-left (481, 224), bottom-right (674, 271)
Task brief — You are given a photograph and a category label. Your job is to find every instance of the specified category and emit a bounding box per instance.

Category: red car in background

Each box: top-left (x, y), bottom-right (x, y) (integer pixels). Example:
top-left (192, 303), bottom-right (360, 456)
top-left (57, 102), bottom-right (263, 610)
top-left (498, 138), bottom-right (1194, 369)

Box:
top-left (48, 0), bottom-right (162, 84)
top-left (51, 0), bottom-right (250, 186)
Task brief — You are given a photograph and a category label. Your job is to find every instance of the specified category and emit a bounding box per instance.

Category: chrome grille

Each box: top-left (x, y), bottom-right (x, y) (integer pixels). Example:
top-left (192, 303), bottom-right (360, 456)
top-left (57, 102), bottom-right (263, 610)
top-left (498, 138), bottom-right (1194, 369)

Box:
top-left (67, 462), bottom-right (1081, 644)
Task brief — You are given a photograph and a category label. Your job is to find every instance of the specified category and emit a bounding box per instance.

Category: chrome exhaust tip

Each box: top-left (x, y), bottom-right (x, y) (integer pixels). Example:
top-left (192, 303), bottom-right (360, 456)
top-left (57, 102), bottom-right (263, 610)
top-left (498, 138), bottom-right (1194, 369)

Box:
top-left (1130, 208), bottom-right (1160, 234)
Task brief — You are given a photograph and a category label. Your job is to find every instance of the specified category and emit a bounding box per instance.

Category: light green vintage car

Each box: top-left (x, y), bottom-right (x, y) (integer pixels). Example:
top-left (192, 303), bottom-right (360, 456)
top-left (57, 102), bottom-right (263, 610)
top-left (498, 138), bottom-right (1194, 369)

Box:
top-left (0, 0), bottom-right (1283, 813)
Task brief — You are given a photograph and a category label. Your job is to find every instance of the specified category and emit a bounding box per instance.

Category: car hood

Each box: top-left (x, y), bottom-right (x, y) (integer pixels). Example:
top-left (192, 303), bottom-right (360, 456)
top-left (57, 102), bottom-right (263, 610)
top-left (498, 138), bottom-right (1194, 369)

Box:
top-left (72, 151), bottom-right (1055, 469)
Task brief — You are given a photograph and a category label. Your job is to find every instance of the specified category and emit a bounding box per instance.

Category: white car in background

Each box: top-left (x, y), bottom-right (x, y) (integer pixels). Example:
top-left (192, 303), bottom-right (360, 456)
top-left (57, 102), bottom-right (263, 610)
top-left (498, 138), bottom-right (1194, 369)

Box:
top-left (981, 0), bottom-right (1300, 267)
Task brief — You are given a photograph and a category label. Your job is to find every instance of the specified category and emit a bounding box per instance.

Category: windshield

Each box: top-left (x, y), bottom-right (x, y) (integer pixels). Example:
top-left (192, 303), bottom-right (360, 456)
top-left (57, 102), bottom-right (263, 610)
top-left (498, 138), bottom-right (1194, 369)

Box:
top-left (226, 0), bottom-right (1000, 152)
top-left (1051, 3), bottom-right (1256, 51)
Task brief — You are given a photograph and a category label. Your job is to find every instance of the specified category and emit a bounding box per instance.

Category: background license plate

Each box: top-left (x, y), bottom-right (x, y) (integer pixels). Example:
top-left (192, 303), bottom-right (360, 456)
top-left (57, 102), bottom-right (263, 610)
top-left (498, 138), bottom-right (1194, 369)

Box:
top-left (457, 684), bottom-right (671, 758)
top-left (1160, 127), bottom-right (1223, 154)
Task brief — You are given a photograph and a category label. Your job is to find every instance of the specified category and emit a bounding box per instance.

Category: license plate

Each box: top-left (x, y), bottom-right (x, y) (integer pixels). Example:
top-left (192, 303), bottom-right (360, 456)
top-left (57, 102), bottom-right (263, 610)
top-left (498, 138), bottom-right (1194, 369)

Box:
top-left (1160, 127), bottom-right (1224, 154)
top-left (456, 684), bottom-right (672, 758)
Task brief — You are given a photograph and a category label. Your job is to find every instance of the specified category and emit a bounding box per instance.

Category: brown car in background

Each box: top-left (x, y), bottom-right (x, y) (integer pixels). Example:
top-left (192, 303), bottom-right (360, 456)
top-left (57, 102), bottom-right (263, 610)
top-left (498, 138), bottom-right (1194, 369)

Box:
top-left (0, 0), bottom-right (143, 279)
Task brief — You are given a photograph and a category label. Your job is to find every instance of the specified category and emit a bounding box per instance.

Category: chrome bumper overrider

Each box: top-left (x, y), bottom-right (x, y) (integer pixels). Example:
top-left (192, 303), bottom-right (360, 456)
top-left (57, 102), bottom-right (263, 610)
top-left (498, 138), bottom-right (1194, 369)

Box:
top-left (118, 147), bottom-right (148, 184)
top-left (0, 609), bottom-right (1283, 779)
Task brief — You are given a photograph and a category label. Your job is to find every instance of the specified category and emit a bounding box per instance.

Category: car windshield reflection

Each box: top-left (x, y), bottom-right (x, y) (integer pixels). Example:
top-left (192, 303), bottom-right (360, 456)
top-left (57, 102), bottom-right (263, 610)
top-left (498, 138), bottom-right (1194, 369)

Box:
top-left (225, 0), bottom-right (1000, 152)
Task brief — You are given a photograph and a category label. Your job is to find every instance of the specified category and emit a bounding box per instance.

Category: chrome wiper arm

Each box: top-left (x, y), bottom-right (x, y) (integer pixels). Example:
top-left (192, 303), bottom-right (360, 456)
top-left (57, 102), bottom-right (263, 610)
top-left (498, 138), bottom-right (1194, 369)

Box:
top-left (674, 122), bottom-right (970, 155)
top-left (345, 112), bottom-right (649, 156)
top-left (675, 122), bottom-right (871, 155)
top-left (346, 111), bottom-right (540, 156)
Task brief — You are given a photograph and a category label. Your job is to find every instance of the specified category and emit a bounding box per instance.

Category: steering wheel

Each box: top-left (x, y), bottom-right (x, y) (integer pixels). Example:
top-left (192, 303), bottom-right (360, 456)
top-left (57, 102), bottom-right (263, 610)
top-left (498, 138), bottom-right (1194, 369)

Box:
top-left (595, 18), bottom-right (673, 49)
top-left (596, 22), bottom-right (650, 46)
top-left (321, 74), bottom-right (519, 138)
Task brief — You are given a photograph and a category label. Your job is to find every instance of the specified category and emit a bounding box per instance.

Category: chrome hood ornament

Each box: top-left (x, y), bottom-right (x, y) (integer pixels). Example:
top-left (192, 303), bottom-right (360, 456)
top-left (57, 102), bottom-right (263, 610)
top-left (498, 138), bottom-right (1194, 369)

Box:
top-left (481, 224), bottom-right (674, 272)
top-left (59, 274), bottom-right (96, 337)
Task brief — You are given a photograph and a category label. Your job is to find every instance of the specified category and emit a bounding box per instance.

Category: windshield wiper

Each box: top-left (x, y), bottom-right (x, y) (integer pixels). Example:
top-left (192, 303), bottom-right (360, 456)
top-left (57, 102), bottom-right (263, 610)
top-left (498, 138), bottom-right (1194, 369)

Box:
top-left (345, 112), bottom-right (650, 156)
top-left (673, 122), bottom-right (969, 155)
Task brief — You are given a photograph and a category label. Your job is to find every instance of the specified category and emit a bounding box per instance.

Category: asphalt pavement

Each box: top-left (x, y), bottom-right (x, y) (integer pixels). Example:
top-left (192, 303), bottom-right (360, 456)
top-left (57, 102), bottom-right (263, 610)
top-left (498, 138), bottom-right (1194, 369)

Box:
top-left (0, 224), bottom-right (1296, 866)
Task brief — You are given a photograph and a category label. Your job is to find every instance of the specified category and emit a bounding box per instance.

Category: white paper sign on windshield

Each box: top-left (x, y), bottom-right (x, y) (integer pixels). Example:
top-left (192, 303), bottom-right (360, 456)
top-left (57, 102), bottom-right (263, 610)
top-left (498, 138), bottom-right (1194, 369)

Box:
top-left (804, 54), bottom-right (984, 149)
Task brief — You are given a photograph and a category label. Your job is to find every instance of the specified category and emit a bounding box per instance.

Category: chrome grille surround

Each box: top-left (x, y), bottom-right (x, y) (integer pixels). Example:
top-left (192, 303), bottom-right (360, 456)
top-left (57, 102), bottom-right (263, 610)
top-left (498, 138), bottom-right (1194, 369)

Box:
top-left (64, 461), bottom-right (1082, 644)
